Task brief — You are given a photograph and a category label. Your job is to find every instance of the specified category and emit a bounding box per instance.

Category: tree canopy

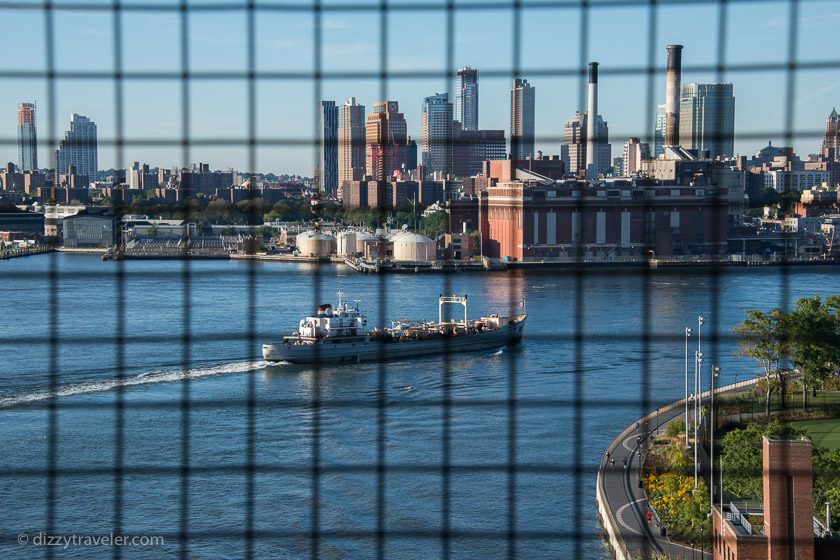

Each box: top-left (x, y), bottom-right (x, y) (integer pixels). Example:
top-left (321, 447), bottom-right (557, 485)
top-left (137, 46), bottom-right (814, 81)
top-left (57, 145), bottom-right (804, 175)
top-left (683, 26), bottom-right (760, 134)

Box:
top-left (732, 296), bottom-right (840, 415)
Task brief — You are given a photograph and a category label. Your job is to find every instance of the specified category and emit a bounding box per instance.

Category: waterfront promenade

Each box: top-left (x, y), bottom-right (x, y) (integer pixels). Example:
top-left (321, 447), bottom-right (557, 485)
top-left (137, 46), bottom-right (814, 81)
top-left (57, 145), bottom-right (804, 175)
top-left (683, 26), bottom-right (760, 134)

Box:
top-left (597, 378), bottom-right (760, 560)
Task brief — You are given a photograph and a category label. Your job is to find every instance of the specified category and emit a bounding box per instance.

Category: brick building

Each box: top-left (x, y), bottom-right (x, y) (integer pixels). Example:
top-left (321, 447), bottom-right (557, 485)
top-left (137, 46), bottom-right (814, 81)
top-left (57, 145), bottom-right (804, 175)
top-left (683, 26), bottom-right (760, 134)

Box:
top-left (711, 436), bottom-right (839, 560)
top-left (479, 179), bottom-right (728, 260)
top-left (343, 180), bottom-right (444, 210)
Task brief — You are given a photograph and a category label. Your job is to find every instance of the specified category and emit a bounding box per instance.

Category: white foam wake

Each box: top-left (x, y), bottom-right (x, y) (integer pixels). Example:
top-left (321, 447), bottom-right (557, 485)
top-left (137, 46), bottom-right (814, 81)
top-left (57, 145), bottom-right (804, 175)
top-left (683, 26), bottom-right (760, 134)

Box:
top-left (0, 360), bottom-right (273, 409)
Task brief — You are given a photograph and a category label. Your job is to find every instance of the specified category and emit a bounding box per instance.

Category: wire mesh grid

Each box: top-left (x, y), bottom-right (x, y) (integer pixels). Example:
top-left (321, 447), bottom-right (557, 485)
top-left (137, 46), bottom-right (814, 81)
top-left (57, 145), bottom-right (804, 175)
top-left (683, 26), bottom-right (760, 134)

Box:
top-left (1, 0), bottom-right (838, 558)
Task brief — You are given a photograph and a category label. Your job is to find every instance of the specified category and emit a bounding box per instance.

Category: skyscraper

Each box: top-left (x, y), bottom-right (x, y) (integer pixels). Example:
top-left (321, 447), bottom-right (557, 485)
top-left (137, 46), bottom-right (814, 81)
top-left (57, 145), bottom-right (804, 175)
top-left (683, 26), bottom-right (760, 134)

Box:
top-left (366, 101), bottom-right (408, 181)
top-left (452, 129), bottom-right (506, 178)
top-left (455, 67), bottom-right (479, 131)
top-left (563, 112), bottom-right (586, 177)
top-left (54, 113), bottom-right (97, 185)
top-left (679, 82), bottom-right (735, 158)
top-left (338, 97), bottom-right (366, 185)
top-left (819, 108), bottom-right (840, 160)
top-left (653, 103), bottom-right (666, 157)
top-left (317, 100), bottom-right (339, 196)
top-left (421, 93), bottom-right (453, 179)
top-left (562, 112), bottom-right (610, 177)
top-left (622, 137), bottom-right (651, 176)
top-left (510, 78), bottom-right (535, 160)
top-left (17, 102), bottom-right (37, 171)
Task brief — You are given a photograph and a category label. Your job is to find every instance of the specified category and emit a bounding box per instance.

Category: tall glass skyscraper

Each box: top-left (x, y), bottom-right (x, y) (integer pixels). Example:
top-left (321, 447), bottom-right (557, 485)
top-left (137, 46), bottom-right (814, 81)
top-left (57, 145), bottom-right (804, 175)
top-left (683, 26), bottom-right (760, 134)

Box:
top-left (17, 102), bottom-right (38, 171)
top-left (653, 103), bottom-right (666, 157)
top-left (338, 97), bottom-right (366, 186)
top-left (54, 113), bottom-right (98, 184)
top-left (510, 79), bottom-right (535, 160)
top-left (421, 93), bottom-right (453, 179)
top-left (318, 100), bottom-right (339, 196)
top-left (679, 83), bottom-right (735, 158)
top-left (455, 67), bottom-right (479, 131)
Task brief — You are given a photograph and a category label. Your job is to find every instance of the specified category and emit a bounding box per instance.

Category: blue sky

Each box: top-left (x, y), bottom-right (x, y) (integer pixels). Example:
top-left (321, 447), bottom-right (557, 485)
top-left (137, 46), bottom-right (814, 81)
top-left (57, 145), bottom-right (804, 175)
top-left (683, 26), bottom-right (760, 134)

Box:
top-left (1, 0), bottom-right (840, 175)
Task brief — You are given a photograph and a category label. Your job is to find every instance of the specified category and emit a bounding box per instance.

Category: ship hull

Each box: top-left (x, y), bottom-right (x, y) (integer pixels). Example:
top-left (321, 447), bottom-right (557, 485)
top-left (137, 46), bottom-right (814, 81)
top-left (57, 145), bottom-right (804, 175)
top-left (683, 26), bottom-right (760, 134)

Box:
top-left (262, 315), bottom-right (525, 364)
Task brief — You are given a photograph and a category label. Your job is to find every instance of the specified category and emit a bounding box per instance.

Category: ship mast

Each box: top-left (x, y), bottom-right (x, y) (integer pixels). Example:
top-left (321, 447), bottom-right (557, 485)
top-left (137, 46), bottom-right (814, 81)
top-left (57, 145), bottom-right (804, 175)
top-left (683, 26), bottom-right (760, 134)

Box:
top-left (438, 294), bottom-right (468, 326)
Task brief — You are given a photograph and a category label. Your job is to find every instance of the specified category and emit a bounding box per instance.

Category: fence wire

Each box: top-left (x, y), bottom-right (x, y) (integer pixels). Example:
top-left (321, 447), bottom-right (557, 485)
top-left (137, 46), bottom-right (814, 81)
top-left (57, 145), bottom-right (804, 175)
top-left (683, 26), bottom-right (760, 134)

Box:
top-left (1, 0), bottom-right (835, 559)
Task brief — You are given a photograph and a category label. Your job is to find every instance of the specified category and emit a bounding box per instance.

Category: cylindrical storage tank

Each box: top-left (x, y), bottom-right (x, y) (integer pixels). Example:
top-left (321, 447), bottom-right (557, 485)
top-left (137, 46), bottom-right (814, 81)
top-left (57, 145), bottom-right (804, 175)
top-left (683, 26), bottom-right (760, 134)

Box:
top-left (392, 232), bottom-right (436, 262)
top-left (355, 232), bottom-right (375, 254)
top-left (296, 230), bottom-right (336, 257)
top-left (336, 231), bottom-right (357, 256)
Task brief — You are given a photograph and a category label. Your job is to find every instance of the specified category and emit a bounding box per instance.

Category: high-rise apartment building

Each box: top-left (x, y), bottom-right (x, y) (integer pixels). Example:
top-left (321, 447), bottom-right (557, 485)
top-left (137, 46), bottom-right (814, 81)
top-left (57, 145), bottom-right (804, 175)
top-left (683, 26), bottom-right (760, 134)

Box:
top-left (366, 101), bottom-right (408, 181)
top-left (54, 113), bottom-right (98, 186)
top-left (654, 103), bottom-right (666, 157)
top-left (421, 93), bottom-right (453, 179)
top-left (510, 79), bottom-right (535, 160)
top-left (679, 83), bottom-right (735, 158)
top-left (453, 129), bottom-right (506, 178)
top-left (819, 107), bottom-right (840, 160)
top-left (338, 97), bottom-right (366, 185)
top-left (562, 112), bottom-right (610, 177)
top-left (455, 67), bottom-right (479, 131)
top-left (317, 100), bottom-right (339, 196)
top-left (18, 102), bottom-right (38, 171)
top-left (563, 112), bottom-right (586, 177)
top-left (622, 137), bottom-right (651, 176)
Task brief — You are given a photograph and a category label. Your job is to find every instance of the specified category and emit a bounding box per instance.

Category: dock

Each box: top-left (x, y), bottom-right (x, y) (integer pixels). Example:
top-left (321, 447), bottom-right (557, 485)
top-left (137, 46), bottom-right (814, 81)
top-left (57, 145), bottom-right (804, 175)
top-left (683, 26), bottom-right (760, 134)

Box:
top-left (343, 256), bottom-right (507, 274)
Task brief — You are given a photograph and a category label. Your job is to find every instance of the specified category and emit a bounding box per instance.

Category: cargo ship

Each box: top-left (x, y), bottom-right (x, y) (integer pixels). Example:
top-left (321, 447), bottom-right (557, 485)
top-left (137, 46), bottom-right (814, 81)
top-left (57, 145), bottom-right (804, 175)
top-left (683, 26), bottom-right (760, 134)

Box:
top-left (262, 292), bottom-right (526, 364)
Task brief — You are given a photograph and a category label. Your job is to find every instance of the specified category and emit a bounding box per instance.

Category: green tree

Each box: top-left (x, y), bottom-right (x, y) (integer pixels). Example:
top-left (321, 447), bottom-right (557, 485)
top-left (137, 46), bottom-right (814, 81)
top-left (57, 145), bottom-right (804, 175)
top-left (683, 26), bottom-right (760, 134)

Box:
top-left (720, 421), bottom-right (805, 500)
top-left (666, 419), bottom-right (686, 439)
top-left (788, 295), bottom-right (840, 409)
top-left (813, 447), bottom-right (840, 532)
top-left (421, 210), bottom-right (448, 239)
top-left (732, 308), bottom-right (791, 416)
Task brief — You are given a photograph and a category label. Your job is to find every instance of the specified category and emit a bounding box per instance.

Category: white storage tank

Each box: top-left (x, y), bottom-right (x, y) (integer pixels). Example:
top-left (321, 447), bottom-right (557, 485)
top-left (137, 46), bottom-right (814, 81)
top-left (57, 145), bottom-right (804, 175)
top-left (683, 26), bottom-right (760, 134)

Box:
top-left (336, 231), bottom-right (357, 256)
top-left (392, 231), bottom-right (436, 262)
top-left (296, 230), bottom-right (336, 257)
top-left (354, 232), bottom-right (376, 254)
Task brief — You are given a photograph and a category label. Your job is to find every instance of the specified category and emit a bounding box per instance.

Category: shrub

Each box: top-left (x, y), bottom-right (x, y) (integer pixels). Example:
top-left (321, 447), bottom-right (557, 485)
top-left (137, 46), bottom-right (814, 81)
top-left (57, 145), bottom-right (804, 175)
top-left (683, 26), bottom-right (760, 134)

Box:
top-left (665, 419), bottom-right (685, 439)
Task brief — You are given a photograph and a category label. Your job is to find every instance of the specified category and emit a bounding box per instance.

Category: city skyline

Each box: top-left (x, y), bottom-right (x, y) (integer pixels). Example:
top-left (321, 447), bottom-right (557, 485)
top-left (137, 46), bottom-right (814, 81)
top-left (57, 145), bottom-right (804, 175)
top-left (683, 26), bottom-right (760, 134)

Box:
top-left (1, 4), bottom-right (839, 174)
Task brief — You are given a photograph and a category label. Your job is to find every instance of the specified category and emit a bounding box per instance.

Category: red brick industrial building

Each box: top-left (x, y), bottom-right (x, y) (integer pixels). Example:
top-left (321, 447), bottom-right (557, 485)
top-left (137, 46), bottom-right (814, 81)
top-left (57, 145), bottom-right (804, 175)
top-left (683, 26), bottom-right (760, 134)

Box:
top-left (478, 178), bottom-right (728, 260)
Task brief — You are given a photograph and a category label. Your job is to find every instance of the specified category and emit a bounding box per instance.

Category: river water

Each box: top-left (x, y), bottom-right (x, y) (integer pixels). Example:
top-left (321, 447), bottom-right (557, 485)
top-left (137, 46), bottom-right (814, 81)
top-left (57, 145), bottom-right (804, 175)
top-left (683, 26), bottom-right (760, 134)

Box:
top-left (1, 254), bottom-right (837, 559)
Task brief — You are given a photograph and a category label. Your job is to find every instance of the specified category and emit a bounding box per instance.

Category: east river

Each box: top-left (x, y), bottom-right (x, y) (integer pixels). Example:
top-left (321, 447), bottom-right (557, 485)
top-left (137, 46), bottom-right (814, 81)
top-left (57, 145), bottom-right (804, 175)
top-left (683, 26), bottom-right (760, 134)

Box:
top-left (1, 254), bottom-right (837, 559)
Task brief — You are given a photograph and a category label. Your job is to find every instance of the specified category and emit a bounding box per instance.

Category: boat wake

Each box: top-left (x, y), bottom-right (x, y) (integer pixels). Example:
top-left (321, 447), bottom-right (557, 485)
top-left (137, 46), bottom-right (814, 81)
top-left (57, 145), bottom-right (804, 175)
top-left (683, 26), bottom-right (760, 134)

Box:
top-left (0, 360), bottom-right (272, 410)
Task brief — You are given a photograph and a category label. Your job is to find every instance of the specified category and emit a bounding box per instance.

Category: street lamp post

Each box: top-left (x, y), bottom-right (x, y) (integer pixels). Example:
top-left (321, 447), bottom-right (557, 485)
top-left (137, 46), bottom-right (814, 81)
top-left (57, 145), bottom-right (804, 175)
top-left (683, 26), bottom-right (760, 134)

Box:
top-left (695, 351), bottom-right (703, 488)
top-left (711, 365), bottom-right (720, 509)
top-left (693, 315), bottom-right (705, 489)
top-left (695, 317), bottom-right (705, 447)
top-left (685, 327), bottom-right (692, 448)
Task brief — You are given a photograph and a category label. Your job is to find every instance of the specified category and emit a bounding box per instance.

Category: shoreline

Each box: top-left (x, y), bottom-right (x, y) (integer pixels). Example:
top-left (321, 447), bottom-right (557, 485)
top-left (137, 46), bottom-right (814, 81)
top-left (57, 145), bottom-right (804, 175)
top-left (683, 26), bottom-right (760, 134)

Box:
top-left (37, 250), bottom-right (840, 273)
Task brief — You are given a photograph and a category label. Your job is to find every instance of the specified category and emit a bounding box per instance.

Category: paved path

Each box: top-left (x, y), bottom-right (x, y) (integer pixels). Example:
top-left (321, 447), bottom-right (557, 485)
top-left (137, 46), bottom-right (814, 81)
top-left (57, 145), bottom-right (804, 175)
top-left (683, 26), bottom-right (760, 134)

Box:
top-left (599, 380), bottom-right (759, 559)
top-left (600, 406), bottom-right (711, 559)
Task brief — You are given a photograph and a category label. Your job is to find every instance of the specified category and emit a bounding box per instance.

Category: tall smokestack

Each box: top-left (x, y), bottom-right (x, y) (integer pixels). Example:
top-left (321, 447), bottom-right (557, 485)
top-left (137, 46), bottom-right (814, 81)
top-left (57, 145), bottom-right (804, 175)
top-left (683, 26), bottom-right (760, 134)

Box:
top-left (664, 45), bottom-right (683, 147)
top-left (585, 62), bottom-right (598, 181)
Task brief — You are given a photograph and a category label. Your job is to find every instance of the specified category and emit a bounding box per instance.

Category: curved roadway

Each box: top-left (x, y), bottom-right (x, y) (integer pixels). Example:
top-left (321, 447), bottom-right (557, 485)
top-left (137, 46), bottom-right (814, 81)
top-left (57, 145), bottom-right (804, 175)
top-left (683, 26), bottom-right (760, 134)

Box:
top-left (597, 378), bottom-right (762, 560)
top-left (600, 403), bottom-right (712, 560)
